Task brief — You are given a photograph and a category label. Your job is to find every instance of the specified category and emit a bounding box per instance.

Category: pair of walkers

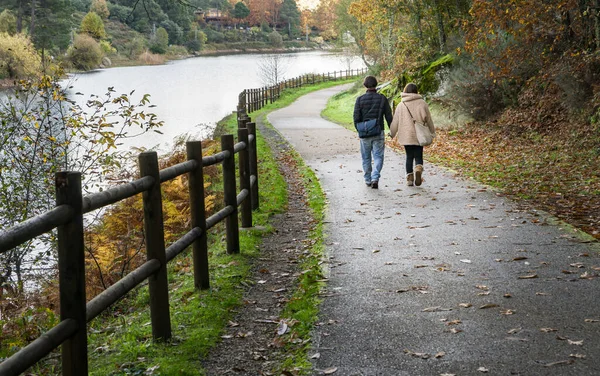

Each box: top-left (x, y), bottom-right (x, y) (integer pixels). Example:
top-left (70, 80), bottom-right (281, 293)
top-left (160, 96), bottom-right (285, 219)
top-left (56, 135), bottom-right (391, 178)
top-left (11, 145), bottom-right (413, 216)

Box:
top-left (353, 75), bottom-right (436, 188)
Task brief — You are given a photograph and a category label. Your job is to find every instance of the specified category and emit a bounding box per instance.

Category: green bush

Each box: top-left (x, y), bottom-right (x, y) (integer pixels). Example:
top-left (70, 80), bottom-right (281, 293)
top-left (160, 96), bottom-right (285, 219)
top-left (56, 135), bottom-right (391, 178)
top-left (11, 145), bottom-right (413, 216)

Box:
top-left (67, 33), bottom-right (103, 70)
top-left (107, 2), bottom-right (132, 23)
top-left (125, 36), bottom-right (147, 59)
top-left (269, 30), bottom-right (283, 48)
top-left (149, 27), bottom-right (169, 54)
top-left (205, 28), bottom-right (225, 43)
top-left (0, 32), bottom-right (41, 79)
top-left (166, 45), bottom-right (188, 56)
top-left (0, 9), bottom-right (17, 35)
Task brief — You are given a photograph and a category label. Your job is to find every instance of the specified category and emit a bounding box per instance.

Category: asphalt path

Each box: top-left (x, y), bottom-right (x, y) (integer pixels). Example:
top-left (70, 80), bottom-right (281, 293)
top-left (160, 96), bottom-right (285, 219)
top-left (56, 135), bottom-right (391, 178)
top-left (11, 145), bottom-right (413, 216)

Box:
top-left (266, 84), bottom-right (600, 376)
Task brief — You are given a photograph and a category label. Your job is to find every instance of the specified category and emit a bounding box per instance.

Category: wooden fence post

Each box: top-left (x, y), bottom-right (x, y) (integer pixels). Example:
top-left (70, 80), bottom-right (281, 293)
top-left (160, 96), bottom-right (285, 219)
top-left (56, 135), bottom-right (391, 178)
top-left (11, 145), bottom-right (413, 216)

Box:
top-left (186, 142), bottom-right (210, 290)
top-left (56, 171), bottom-right (87, 376)
top-left (238, 128), bottom-right (252, 228)
top-left (247, 122), bottom-right (259, 211)
top-left (221, 135), bottom-right (239, 254)
top-left (139, 152), bottom-right (172, 341)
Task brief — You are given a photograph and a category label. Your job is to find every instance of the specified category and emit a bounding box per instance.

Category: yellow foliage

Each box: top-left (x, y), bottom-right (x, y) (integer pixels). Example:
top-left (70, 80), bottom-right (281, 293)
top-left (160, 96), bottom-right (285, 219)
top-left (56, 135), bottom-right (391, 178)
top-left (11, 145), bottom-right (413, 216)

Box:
top-left (0, 33), bottom-right (41, 79)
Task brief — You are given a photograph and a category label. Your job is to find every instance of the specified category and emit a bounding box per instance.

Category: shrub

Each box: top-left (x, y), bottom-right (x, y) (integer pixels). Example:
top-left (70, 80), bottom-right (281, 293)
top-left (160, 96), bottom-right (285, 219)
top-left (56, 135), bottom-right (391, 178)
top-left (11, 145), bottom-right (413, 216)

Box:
top-left (107, 3), bottom-right (134, 23)
top-left (160, 20), bottom-right (183, 46)
top-left (149, 27), bottom-right (169, 54)
top-left (99, 40), bottom-right (116, 55)
top-left (80, 11), bottom-right (106, 40)
top-left (90, 0), bottom-right (109, 19)
top-left (205, 28), bottom-right (225, 43)
top-left (0, 32), bottom-right (41, 79)
top-left (185, 29), bottom-right (206, 52)
top-left (66, 33), bottom-right (103, 71)
top-left (125, 36), bottom-right (147, 59)
top-left (166, 45), bottom-right (188, 57)
top-left (0, 9), bottom-right (17, 35)
top-left (269, 30), bottom-right (283, 48)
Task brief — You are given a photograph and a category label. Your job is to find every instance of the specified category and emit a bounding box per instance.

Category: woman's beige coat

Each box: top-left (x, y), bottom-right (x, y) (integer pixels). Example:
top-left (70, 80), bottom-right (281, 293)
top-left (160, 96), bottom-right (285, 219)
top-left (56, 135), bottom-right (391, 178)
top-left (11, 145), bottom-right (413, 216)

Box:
top-left (389, 93), bottom-right (436, 145)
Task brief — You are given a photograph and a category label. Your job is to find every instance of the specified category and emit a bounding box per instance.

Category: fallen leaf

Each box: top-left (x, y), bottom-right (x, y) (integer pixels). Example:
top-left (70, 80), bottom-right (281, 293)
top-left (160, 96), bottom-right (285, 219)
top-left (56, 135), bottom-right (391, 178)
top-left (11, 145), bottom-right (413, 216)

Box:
top-left (570, 262), bottom-right (585, 268)
top-left (446, 319), bottom-right (462, 326)
top-left (569, 353), bottom-right (586, 359)
top-left (503, 293), bottom-right (512, 298)
top-left (543, 360), bottom-right (574, 367)
top-left (404, 349), bottom-right (431, 359)
top-left (518, 274), bottom-right (538, 279)
top-left (372, 249), bottom-right (380, 253)
top-left (479, 303), bottom-right (499, 309)
top-left (500, 309), bottom-right (515, 315)
top-left (227, 321), bottom-right (240, 327)
top-left (475, 285), bottom-right (489, 290)
top-left (323, 367), bottom-right (338, 374)
top-left (440, 374), bottom-right (456, 376)
top-left (434, 351), bottom-right (446, 358)
top-left (414, 264), bottom-right (428, 268)
top-left (477, 366), bottom-right (489, 372)
top-left (311, 353), bottom-right (321, 359)
top-left (277, 321), bottom-right (288, 336)
top-left (540, 328), bottom-right (558, 332)
top-left (221, 334), bottom-right (233, 339)
top-left (507, 328), bottom-right (521, 334)
top-left (460, 259), bottom-right (472, 263)
top-left (536, 292), bottom-right (549, 296)
top-left (567, 339), bottom-right (583, 346)
top-left (459, 303), bottom-right (472, 308)
top-left (477, 291), bottom-right (491, 296)
top-left (513, 256), bottom-right (528, 261)
top-left (448, 328), bottom-right (462, 334)
top-left (584, 318), bottom-right (599, 323)
top-left (422, 306), bottom-right (452, 312)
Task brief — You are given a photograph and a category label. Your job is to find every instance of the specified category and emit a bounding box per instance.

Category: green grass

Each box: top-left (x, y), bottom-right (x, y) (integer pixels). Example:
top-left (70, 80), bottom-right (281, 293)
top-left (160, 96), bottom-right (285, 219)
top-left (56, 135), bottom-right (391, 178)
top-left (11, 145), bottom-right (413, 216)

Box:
top-left (81, 77), bottom-right (362, 375)
top-left (320, 83), bottom-right (363, 132)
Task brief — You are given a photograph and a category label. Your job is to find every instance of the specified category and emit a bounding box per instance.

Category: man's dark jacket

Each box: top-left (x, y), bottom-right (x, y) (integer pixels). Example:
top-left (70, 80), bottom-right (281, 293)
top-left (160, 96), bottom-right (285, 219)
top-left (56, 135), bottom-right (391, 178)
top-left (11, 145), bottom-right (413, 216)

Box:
top-left (353, 90), bottom-right (393, 134)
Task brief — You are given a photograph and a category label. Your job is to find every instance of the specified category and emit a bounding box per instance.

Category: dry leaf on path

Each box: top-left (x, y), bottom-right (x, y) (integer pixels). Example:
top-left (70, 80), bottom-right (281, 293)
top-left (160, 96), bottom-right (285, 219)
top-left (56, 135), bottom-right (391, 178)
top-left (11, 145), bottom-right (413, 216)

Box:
top-left (423, 306), bottom-right (452, 312)
top-left (459, 303), bottom-right (472, 308)
top-left (322, 367), bottom-right (338, 374)
top-left (479, 303), bottom-right (499, 309)
top-left (567, 339), bottom-right (583, 346)
top-left (543, 360), bottom-right (574, 367)
top-left (435, 352), bottom-right (446, 358)
top-left (584, 318), bottom-right (599, 323)
top-left (518, 274), bottom-right (538, 279)
top-left (540, 328), bottom-right (558, 333)
top-left (507, 328), bottom-right (522, 334)
top-left (404, 349), bottom-right (431, 359)
top-left (477, 367), bottom-right (489, 372)
top-left (570, 353), bottom-right (586, 359)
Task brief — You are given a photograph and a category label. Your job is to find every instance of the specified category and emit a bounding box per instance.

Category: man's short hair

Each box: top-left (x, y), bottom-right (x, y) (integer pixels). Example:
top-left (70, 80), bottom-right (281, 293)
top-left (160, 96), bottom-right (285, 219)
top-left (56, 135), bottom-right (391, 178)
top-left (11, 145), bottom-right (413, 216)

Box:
top-left (363, 75), bottom-right (378, 89)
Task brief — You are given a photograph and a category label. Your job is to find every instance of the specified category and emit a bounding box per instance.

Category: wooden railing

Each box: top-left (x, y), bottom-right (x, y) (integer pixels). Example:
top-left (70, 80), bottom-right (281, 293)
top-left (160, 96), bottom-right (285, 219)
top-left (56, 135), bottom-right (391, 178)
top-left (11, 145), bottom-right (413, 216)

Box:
top-left (0, 117), bottom-right (258, 376)
top-left (238, 68), bottom-right (368, 114)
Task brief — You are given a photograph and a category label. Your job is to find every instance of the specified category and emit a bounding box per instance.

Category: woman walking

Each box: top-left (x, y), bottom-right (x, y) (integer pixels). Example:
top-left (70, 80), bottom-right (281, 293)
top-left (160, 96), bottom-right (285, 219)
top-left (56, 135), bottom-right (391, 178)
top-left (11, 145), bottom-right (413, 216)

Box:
top-left (389, 83), bottom-right (436, 186)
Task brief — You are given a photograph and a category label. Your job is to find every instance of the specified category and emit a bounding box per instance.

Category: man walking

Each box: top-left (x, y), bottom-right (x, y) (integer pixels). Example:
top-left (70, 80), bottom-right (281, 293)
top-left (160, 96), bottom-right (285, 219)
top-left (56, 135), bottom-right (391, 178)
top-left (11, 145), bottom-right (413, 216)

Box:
top-left (353, 75), bottom-right (393, 189)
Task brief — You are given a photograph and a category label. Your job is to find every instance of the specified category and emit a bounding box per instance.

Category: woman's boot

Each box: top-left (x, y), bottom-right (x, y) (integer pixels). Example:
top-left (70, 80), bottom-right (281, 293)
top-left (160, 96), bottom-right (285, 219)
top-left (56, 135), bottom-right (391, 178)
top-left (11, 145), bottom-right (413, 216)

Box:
top-left (406, 173), bottom-right (414, 186)
top-left (414, 165), bottom-right (423, 186)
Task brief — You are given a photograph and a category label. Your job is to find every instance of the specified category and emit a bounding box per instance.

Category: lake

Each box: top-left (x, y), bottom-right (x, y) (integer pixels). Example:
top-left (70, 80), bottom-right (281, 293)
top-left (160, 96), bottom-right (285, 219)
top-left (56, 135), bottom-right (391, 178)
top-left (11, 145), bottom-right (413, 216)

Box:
top-left (65, 50), bottom-right (365, 152)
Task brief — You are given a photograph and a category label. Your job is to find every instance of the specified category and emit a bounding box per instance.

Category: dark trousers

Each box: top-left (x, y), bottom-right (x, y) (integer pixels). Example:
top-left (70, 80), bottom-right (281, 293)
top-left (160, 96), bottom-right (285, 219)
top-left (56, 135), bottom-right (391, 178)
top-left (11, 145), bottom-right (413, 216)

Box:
top-left (404, 145), bottom-right (424, 174)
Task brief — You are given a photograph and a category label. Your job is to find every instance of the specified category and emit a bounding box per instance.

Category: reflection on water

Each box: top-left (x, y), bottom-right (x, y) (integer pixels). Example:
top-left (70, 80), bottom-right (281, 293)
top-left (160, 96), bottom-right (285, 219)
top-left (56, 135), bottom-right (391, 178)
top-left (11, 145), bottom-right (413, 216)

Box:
top-left (65, 51), bottom-right (365, 152)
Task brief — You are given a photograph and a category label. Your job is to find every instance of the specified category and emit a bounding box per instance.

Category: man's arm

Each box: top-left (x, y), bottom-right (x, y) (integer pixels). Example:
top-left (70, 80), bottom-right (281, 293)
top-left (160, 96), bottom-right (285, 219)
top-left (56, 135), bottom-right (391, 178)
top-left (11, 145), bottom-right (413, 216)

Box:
top-left (353, 96), bottom-right (362, 127)
top-left (383, 97), bottom-right (393, 129)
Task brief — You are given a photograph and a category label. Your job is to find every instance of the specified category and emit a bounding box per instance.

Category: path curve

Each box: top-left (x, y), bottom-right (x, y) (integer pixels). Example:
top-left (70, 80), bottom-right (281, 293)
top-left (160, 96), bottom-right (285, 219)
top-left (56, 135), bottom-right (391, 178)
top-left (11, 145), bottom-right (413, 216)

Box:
top-left (268, 85), bottom-right (600, 376)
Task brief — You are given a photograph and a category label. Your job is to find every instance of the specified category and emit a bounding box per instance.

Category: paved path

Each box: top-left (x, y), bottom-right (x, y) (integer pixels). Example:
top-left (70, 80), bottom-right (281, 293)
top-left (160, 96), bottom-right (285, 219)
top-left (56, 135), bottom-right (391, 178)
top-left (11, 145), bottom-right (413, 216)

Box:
top-left (267, 85), bottom-right (600, 376)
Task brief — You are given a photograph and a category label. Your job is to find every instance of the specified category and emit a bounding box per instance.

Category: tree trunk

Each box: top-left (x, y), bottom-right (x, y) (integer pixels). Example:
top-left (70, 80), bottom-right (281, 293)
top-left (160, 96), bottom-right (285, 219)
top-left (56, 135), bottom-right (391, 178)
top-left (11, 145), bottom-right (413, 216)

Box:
top-left (595, 0), bottom-right (600, 50)
top-left (29, 0), bottom-right (36, 38)
top-left (433, 0), bottom-right (446, 52)
top-left (16, 0), bottom-right (24, 33)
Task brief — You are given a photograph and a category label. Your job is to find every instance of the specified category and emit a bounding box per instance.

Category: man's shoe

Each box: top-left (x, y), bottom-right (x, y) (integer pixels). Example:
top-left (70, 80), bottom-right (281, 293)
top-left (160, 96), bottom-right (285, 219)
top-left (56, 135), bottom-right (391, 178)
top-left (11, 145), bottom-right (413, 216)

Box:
top-left (371, 181), bottom-right (379, 189)
top-left (366, 181), bottom-right (372, 187)
top-left (414, 165), bottom-right (423, 186)
top-left (407, 173), bottom-right (414, 186)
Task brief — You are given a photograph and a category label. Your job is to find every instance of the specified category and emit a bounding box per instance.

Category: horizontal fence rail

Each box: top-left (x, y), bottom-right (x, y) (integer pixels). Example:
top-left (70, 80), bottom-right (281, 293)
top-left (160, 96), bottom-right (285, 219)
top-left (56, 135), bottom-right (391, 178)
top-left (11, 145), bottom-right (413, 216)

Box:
top-left (237, 68), bottom-right (368, 115)
top-left (0, 119), bottom-right (258, 376)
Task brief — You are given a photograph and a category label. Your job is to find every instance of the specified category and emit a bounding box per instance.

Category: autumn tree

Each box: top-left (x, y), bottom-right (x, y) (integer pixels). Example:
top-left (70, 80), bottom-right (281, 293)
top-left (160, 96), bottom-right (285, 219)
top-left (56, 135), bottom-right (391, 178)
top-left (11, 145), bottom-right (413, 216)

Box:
top-left (90, 0), bottom-right (110, 19)
top-left (0, 32), bottom-right (41, 79)
top-left (67, 33), bottom-right (104, 70)
top-left (80, 11), bottom-right (107, 39)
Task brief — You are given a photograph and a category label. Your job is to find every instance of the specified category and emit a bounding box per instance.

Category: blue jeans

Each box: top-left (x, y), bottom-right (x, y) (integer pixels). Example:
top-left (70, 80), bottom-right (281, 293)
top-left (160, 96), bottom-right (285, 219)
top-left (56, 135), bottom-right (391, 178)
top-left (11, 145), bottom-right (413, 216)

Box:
top-left (360, 132), bottom-right (385, 183)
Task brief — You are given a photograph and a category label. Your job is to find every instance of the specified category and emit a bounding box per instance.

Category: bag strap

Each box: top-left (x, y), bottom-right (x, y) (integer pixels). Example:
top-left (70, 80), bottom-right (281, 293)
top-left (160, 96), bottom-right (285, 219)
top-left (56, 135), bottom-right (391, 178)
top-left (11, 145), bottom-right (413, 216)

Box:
top-left (402, 101), bottom-right (416, 121)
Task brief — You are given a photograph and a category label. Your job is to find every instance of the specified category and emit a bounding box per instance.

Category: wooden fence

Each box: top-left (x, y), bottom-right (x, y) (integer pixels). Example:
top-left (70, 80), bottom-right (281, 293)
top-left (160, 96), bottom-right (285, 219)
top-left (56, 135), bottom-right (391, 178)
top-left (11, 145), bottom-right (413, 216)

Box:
top-left (0, 116), bottom-right (258, 376)
top-left (238, 68), bottom-right (368, 114)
